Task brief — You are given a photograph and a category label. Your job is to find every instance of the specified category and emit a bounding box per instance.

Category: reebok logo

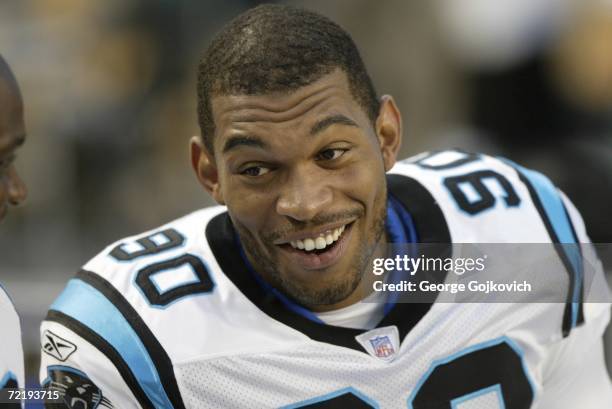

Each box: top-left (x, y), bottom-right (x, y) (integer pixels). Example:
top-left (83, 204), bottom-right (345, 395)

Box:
top-left (42, 330), bottom-right (77, 362)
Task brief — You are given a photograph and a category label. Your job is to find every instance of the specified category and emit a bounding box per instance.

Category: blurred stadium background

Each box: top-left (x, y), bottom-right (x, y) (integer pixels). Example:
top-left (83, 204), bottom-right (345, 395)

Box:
top-left (1, 0), bottom-right (611, 391)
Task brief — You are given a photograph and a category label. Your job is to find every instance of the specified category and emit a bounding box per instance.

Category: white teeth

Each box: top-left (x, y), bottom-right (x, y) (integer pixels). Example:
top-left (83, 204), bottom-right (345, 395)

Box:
top-left (315, 237), bottom-right (326, 249)
top-left (303, 238), bottom-right (315, 251)
top-left (287, 224), bottom-right (348, 252)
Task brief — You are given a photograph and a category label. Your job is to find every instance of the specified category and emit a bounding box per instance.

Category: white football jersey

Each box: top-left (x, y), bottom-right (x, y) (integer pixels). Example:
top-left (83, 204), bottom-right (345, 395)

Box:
top-left (40, 151), bottom-right (612, 409)
top-left (1, 283), bottom-right (25, 408)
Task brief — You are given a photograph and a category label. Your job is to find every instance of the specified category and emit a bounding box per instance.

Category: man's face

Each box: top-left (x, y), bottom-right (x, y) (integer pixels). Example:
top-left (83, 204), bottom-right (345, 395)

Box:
top-left (194, 70), bottom-right (401, 310)
top-left (0, 78), bottom-right (27, 222)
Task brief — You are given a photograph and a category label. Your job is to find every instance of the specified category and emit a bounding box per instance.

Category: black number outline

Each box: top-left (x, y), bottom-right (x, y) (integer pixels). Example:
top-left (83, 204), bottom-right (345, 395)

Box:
top-left (134, 253), bottom-right (215, 308)
top-left (443, 170), bottom-right (521, 215)
top-left (109, 228), bottom-right (185, 261)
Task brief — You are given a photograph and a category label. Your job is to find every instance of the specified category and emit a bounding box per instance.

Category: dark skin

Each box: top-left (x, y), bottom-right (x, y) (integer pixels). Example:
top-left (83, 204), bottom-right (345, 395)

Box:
top-left (0, 63), bottom-right (27, 222)
top-left (191, 69), bottom-right (401, 311)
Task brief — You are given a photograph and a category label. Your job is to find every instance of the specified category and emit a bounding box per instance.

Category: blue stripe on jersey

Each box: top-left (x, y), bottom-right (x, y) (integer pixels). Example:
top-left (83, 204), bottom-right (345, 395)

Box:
top-left (51, 278), bottom-right (174, 409)
top-left (505, 160), bottom-right (582, 329)
top-left (514, 166), bottom-right (577, 243)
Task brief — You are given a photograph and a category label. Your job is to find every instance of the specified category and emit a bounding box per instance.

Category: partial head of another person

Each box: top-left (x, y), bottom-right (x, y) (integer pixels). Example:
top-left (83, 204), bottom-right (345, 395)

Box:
top-left (0, 55), bottom-right (27, 222)
top-left (191, 5), bottom-right (402, 310)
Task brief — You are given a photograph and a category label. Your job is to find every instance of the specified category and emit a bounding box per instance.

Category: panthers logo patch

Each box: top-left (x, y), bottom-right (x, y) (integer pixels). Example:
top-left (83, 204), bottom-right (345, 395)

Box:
top-left (42, 366), bottom-right (113, 409)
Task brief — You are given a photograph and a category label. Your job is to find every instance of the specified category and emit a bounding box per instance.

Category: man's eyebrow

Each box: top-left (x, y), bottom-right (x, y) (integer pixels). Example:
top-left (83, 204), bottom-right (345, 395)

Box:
top-left (222, 135), bottom-right (268, 154)
top-left (310, 114), bottom-right (358, 135)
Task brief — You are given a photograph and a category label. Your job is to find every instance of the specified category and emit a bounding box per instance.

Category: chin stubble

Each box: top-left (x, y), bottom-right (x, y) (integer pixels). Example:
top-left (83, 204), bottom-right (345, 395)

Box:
top-left (234, 196), bottom-right (387, 308)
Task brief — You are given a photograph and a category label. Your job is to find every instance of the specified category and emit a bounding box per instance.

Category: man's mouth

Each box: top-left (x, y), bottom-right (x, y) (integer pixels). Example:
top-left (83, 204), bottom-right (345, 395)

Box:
top-left (288, 224), bottom-right (346, 252)
top-left (277, 222), bottom-right (354, 270)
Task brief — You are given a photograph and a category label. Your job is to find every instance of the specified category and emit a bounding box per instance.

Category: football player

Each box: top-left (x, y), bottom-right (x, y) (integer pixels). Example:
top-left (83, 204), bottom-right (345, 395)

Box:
top-left (0, 54), bottom-right (28, 404)
top-left (40, 5), bottom-right (611, 408)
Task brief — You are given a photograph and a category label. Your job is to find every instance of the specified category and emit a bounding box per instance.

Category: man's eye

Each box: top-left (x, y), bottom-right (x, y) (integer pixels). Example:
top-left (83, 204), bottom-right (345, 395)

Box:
top-left (241, 166), bottom-right (271, 177)
top-left (317, 148), bottom-right (347, 161)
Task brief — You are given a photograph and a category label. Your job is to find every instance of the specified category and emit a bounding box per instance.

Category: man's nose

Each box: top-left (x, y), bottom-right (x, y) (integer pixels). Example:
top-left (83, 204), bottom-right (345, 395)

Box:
top-left (276, 166), bottom-right (333, 222)
top-left (7, 166), bottom-right (27, 206)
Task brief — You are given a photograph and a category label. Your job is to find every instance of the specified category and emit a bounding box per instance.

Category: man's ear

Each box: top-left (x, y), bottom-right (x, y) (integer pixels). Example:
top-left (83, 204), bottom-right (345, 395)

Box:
top-left (190, 136), bottom-right (225, 205)
top-left (375, 95), bottom-right (402, 172)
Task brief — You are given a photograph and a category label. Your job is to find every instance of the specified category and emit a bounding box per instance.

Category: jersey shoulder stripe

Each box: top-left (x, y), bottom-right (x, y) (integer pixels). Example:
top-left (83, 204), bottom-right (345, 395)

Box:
top-left (48, 270), bottom-right (186, 409)
top-left (0, 371), bottom-right (18, 388)
top-left (502, 159), bottom-right (585, 335)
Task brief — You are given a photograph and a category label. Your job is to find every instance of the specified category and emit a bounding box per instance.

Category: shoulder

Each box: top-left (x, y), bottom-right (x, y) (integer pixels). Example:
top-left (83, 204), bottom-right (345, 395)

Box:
top-left (389, 149), bottom-right (610, 336)
top-left (46, 206), bottom-right (229, 342)
top-left (388, 149), bottom-right (584, 243)
top-left (81, 206), bottom-right (226, 299)
top-left (0, 284), bottom-right (24, 389)
top-left (40, 206), bottom-right (305, 408)
top-left (43, 205), bottom-right (304, 360)
top-left (0, 284), bottom-right (18, 319)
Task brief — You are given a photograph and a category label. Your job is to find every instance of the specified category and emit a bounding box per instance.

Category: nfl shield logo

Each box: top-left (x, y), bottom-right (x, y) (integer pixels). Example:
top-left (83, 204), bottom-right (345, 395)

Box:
top-left (369, 335), bottom-right (395, 359)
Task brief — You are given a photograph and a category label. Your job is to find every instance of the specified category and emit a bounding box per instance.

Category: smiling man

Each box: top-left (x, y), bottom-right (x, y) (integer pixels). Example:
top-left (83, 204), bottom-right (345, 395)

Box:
top-left (0, 54), bottom-right (27, 404)
top-left (198, 68), bottom-right (395, 313)
top-left (40, 5), bottom-right (611, 409)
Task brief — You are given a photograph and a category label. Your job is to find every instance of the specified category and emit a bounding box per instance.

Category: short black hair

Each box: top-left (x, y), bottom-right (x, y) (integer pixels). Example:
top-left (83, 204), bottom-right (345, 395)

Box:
top-left (197, 4), bottom-right (379, 153)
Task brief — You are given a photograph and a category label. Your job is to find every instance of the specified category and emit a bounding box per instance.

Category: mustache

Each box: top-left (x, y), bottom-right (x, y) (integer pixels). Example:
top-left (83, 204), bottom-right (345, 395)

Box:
top-left (263, 208), bottom-right (364, 242)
